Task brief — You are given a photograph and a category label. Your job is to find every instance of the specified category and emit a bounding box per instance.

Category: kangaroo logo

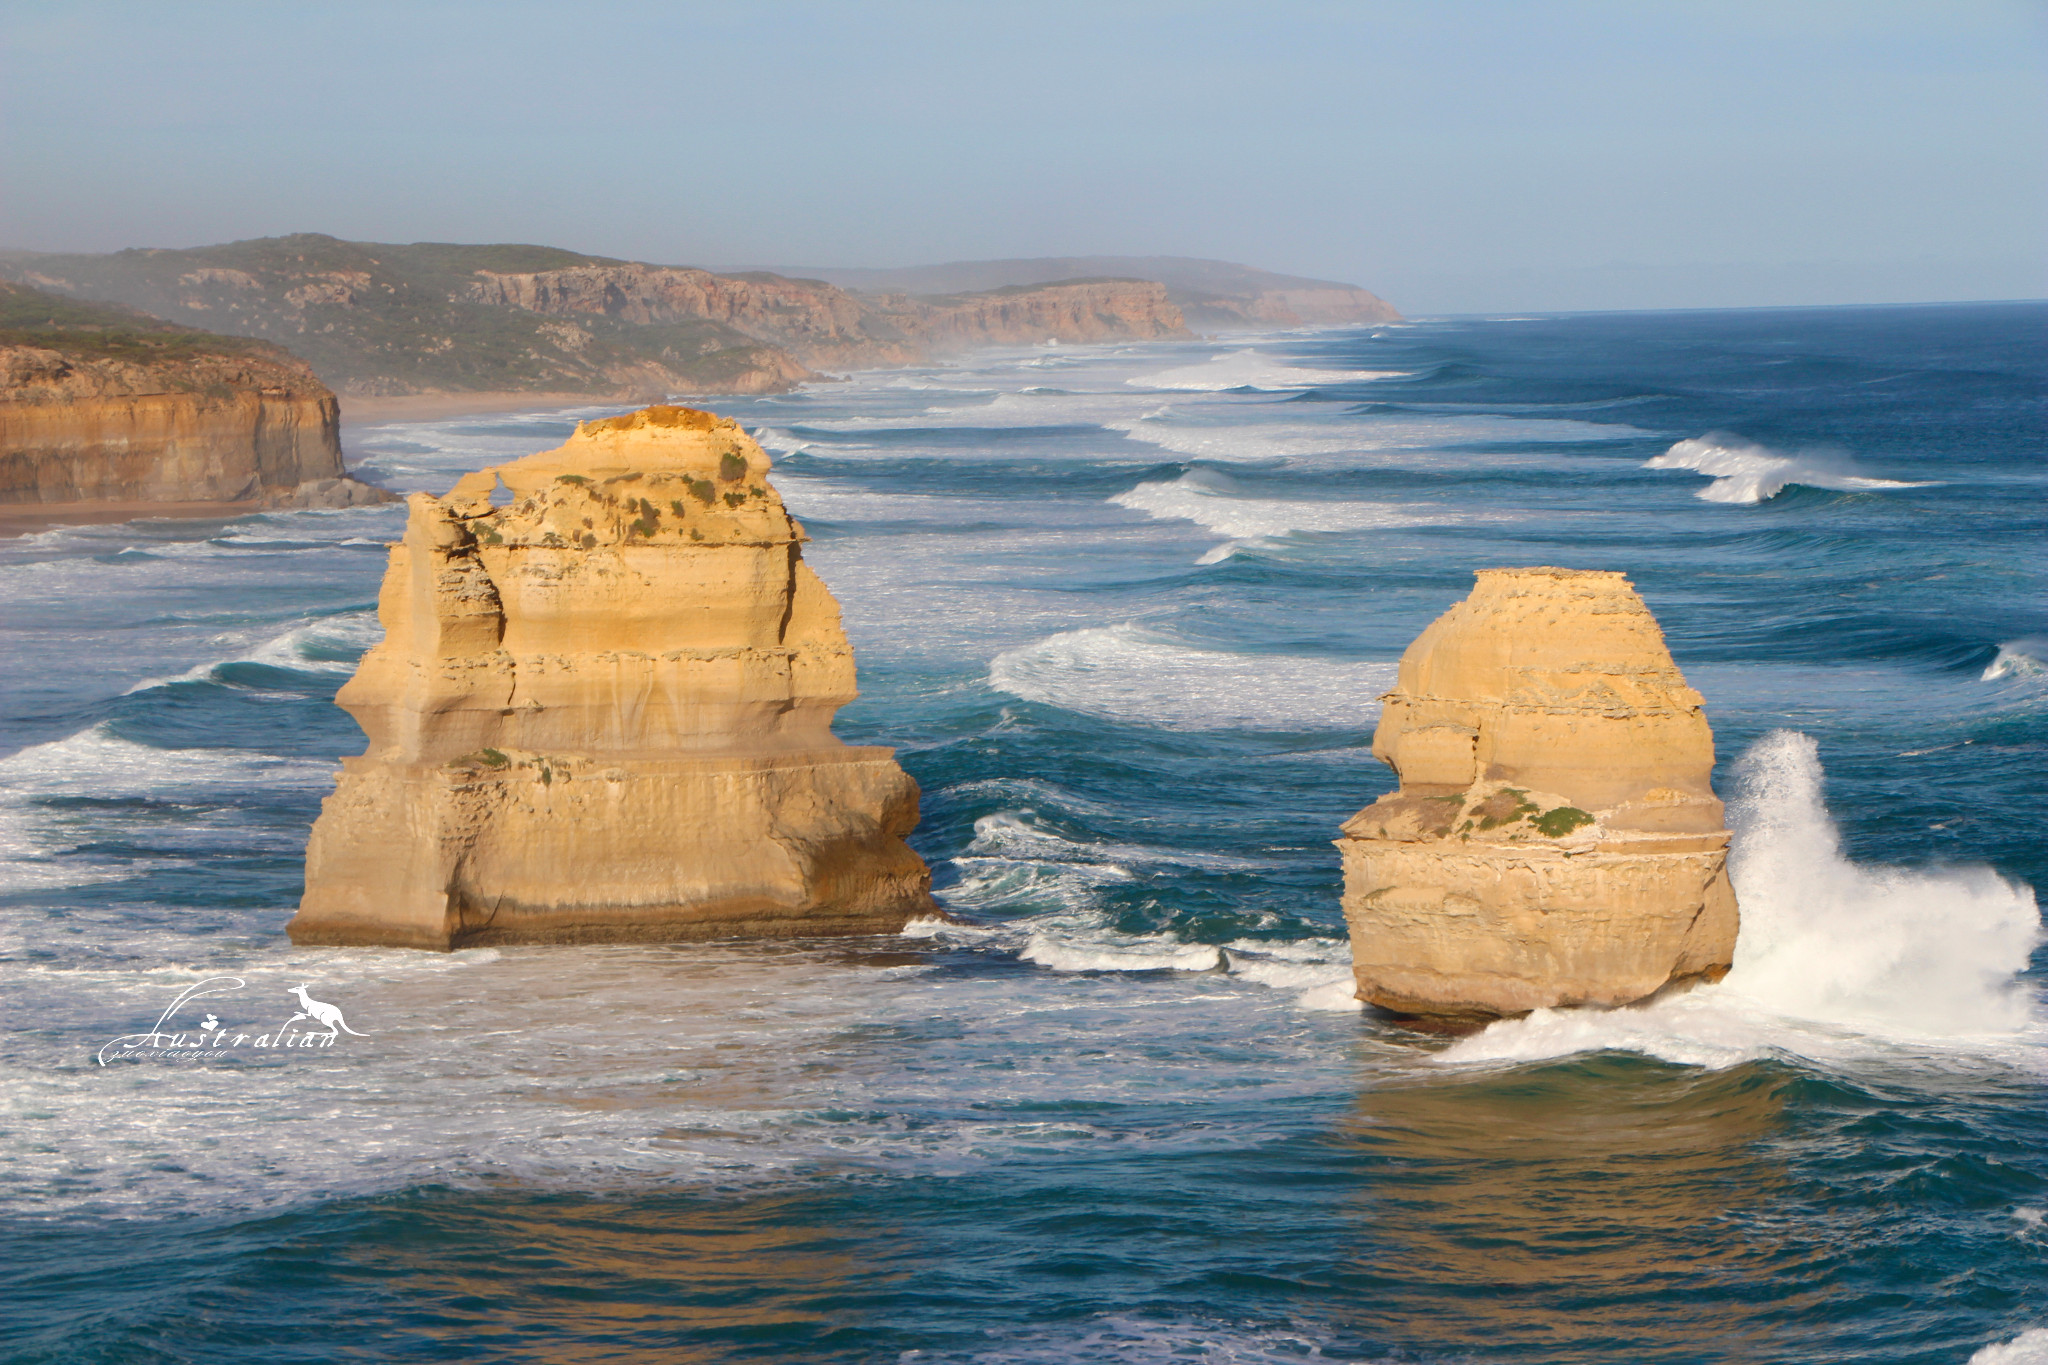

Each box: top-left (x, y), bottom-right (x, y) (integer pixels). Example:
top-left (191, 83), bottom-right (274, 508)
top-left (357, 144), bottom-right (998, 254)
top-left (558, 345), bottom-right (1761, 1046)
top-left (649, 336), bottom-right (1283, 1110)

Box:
top-left (286, 984), bottom-right (369, 1039)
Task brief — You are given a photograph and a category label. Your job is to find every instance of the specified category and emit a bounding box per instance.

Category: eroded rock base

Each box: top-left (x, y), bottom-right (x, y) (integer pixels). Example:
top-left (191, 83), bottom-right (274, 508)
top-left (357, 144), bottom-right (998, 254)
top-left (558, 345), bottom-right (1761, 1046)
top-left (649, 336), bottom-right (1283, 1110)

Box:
top-left (292, 747), bottom-right (929, 950)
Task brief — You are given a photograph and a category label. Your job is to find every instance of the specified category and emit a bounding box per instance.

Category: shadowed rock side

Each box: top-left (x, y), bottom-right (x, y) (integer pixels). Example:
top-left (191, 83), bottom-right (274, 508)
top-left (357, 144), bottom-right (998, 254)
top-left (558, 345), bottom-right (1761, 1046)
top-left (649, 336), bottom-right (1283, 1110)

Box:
top-left (291, 405), bottom-right (935, 950)
top-left (1337, 568), bottom-right (1738, 1020)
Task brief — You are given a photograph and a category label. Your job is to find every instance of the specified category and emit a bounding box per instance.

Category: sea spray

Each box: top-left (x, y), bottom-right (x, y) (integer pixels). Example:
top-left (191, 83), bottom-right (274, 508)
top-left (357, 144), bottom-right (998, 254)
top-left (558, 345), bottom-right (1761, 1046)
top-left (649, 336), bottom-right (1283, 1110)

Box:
top-left (1971, 1328), bottom-right (2048, 1365)
top-left (1440, 731), bottom-right (2042, 1066)
top-left (1722, 731), bottom-right (2040, 1035)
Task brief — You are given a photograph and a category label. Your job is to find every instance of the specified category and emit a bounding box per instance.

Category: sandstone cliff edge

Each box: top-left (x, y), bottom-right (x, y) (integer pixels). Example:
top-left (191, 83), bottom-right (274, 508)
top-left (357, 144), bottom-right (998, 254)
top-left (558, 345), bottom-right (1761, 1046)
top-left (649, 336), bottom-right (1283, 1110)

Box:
top-left (0, 281), bottom-right (385, 510)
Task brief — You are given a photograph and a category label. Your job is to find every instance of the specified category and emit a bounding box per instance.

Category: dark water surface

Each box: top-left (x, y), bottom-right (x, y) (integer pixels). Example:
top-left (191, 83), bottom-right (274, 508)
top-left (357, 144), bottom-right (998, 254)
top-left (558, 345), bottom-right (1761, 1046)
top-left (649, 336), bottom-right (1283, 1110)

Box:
top-left (2, 304), bottom-right (2043, 1362)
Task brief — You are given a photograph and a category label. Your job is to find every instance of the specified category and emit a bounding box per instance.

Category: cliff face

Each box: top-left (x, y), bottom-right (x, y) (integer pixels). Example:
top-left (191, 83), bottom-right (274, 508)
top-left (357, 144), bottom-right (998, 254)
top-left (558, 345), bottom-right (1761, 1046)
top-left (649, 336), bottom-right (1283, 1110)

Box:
top-left (772, 256), bottom-right (1403, 332)
top-left (881, 280), bottom-right (1188, 352)
top-left (291, 405), bottom-right (935, 950)
top-left (1336, 568), bottom-right (1738, 1020)
top-left (466, 264), bottom-right (917, 370)
top-left (0, 283), bottom-right (357, 505)
top-left (469, 267), bottom-right (1186, 365)
top-left (1178, 286), bottom-right (1401, 331)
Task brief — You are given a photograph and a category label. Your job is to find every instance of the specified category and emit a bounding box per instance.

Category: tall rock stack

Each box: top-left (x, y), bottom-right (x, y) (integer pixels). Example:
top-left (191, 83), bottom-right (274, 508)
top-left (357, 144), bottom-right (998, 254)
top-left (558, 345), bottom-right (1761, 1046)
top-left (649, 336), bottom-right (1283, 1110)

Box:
top-left (291, 405), bottom-right (935, 950)
top-left (1337, 568), bottom-right (1738, 1020)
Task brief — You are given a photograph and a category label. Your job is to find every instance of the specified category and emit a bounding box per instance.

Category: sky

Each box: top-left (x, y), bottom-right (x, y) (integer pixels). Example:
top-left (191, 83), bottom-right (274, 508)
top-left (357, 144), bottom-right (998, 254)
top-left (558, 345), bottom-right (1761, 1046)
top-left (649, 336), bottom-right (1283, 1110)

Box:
top-left (1, 0), bottom-right (2042, 314)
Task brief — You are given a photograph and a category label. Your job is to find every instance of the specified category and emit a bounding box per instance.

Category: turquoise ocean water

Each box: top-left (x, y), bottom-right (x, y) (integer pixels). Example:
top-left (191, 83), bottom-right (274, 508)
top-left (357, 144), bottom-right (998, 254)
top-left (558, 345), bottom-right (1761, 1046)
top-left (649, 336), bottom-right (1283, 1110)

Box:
top-left (1, 303), bottom-right (2044, 1362)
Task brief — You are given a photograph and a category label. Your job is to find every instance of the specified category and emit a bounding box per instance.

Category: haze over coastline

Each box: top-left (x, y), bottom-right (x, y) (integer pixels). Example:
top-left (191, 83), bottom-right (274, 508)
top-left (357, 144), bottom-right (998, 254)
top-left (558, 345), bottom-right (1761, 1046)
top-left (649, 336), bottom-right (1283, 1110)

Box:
top-left (1, 1), bottom-right (2041, 313)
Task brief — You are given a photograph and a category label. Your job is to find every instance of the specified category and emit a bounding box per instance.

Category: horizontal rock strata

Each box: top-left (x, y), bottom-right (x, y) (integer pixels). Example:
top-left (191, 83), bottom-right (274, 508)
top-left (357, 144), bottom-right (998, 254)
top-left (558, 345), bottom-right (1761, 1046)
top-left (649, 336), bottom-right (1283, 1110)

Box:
top-left (1337, 567), bottom-right (1739, 1020)
top-left (0, 281), bottom-right (387, 509)
top-left (291, 404), bottom-right (935, 950)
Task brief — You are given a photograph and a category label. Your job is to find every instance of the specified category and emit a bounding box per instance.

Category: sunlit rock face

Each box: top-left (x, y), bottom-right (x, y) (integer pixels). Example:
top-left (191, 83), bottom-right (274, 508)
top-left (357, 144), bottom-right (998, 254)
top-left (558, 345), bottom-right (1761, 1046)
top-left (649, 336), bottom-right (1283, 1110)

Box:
top-left (1337, 567), bottom-right (1738, 1020)
top-left (291, 405), bottom-right (934, 950)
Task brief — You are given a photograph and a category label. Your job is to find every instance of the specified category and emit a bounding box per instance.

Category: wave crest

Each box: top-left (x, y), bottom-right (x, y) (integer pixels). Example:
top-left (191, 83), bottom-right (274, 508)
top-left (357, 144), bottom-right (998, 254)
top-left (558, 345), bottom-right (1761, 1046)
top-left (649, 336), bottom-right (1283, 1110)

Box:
top-left (1984, 637), bottom-right (2048, 682)
top-left (1645, 432), bottom-right (1934, 504)
top-left (1109, 470), bottom-right (1448, 562)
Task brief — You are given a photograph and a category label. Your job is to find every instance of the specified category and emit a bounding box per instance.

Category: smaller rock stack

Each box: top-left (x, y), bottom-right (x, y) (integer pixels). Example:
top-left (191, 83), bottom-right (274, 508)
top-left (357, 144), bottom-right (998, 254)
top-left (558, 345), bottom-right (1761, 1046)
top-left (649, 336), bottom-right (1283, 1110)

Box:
top-left (1337, 568), bottom-right (1738, 1021)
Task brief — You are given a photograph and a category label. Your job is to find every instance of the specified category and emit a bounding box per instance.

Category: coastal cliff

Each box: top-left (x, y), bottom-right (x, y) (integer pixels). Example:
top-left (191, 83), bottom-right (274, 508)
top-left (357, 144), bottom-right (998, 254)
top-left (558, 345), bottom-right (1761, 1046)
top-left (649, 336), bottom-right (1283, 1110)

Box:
top-left (1337, 568), bottom-right (1739, 1020)
top-left (0, 282), bottom-right (383, 508)
top-left (464, 263), bottom-right (917, 370)
top-left (291, 404), bottom-right (935, 950)
top-left (1, 236), bottom-right (1237, 402)
top-left (773, 256), bottom-right (1402, 331)
top-left (882, 279), bottom-right (1187, 351)
top-left (467, 266), bottom-right (1187, 363)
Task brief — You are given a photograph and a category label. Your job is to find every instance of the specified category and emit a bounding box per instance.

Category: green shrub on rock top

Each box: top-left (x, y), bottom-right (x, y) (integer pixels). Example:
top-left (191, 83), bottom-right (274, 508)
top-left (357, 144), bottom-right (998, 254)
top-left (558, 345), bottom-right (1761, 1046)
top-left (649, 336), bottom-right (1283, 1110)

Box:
top-left (1533, 806), bottom-right (1595, 838)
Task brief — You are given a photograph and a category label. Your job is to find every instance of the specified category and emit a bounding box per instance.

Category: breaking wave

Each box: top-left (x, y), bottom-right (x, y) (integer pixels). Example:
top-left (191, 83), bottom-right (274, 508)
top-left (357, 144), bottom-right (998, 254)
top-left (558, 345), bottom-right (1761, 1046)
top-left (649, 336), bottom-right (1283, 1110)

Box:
top-left (1984, 637), bottom-right (2048, 682)
top-left (1972, 1329), bottom-right (2048, 1365)
top-left (1645, 433), bottom-right (1935, 504)
top-left (988, 624), bottom-right (1396, 731)
top-left (1110, 470), bottom-right (1449, 562)
top-left (1441, 730), bottom-right (2041, 1069)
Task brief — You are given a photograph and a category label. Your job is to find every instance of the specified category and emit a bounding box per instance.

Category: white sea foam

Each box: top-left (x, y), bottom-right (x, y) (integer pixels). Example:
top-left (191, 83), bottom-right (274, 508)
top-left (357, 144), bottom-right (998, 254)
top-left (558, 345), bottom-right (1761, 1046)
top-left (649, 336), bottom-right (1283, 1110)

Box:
top-left (1223, 942), bottom-right (1362, 1011)
top-left (1440, 731), bottom-right (2042, 1069)
top-left (988, 624), bottom-right (1396, 731)
top-left (1972, 1329), bottom-right (2048, 1365)
top-left (965, 1314), bottom-right (1353, 1362)
top-left (1645, 433), bottom-right (1935, 504)
top-left (1110, 470), bottom-right (1452, 561)
top-left (1984, 637), bottom-right (2048, 682)
top-left (1021, 934), bottom-right (1222, 973)
top-left (1130, 349), bottom-right (1403, 391)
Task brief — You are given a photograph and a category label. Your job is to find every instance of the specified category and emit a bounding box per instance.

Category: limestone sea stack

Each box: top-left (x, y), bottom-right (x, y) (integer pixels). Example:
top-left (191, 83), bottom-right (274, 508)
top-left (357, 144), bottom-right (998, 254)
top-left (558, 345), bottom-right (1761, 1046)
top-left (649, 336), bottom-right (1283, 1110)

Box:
top-left (1337, 568), bottom-right (1738, 1020)
top-left (290, 405), bottom-right (935, 949)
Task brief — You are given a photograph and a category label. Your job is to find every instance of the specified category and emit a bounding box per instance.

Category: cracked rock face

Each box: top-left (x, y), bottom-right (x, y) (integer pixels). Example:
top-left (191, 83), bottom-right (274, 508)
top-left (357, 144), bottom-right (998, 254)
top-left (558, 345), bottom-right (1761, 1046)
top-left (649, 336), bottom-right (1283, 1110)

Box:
top-left (1337, 567), bottom-right (1739, 1020)
top-left (290, 405), bottom-right (934, 950)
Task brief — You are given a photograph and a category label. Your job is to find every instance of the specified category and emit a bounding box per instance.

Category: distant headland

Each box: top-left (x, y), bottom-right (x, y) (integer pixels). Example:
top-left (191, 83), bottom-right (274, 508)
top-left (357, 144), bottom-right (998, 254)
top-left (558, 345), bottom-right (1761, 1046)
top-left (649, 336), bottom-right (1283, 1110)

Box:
top-left (0, 236), bottom-right (1401, 413)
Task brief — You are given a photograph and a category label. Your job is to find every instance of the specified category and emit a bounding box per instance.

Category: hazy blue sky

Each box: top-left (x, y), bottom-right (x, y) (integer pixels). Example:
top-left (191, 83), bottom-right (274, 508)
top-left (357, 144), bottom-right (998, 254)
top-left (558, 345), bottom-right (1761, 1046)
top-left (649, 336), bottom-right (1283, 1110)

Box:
top-left (2, 1), bottom-right (2042, 313)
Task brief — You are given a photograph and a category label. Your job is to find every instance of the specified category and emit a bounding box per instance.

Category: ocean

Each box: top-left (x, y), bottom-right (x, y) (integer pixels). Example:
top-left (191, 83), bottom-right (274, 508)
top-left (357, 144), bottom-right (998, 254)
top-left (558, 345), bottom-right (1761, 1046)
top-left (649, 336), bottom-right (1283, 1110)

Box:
top-left (1, 302), bottom-right (2043, 1363)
